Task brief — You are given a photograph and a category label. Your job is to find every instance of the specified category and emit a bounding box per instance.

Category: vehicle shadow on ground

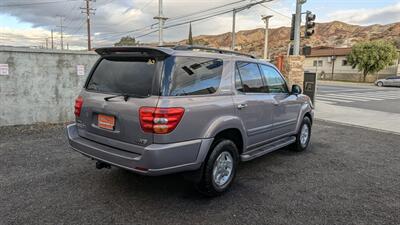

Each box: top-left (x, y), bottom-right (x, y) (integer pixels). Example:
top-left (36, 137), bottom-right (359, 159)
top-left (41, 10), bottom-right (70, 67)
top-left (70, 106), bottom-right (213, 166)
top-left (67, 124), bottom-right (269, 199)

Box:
top-left (97, 143), bottom-right (314, 202)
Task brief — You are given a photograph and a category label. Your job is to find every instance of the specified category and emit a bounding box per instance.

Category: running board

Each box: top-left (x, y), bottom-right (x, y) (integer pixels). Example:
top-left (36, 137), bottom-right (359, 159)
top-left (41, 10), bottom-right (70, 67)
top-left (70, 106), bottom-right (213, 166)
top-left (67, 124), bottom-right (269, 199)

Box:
top-left (240, 136), bottom-right (296, 161)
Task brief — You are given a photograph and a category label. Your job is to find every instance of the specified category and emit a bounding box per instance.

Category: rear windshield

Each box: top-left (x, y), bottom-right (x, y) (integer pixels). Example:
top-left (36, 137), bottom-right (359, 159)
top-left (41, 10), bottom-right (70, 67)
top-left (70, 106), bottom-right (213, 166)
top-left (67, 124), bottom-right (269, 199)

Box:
top-left (167, 57), bottom-right (223, 96)
top-left (86, 57), bottom-right (157, 96)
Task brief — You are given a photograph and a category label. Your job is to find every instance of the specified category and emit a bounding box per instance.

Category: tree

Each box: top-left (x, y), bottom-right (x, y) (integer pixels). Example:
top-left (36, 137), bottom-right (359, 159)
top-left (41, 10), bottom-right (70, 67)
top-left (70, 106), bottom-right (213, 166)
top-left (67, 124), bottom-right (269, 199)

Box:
top-left (394, 38), bottom-right (400, 49)
top-left (114, 36), bottom-right (137, 46)
top-left (187, 22), bottom-right (193, 45)
top-left (347, 40), bottom-right (399, 82)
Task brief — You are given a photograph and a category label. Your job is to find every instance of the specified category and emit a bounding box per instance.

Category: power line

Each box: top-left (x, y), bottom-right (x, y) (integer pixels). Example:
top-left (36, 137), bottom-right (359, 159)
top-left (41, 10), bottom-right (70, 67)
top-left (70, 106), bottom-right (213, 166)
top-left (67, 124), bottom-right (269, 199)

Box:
top-left (138, 0), bottom-right (154, 12)
top-left (167, 0), bottom-right (248, 23)
top-left (69, 20), bottom-right (86, 36)
top-left (135, 6), bottom-right (250, 39)
top-left (95, 0), bottom-right (254, 42)
top-left (63, 1), bottom-right (83, 28)
top-left (0, 0), bottom-right (79, 7)
top-left (259, 3), bottom-right (291, 20)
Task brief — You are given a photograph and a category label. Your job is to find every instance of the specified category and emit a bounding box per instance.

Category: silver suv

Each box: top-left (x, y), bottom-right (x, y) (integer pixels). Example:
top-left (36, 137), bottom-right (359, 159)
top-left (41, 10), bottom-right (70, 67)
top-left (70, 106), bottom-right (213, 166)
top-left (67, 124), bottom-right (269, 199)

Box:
top-left (67, 46), bottom-right (314, 196)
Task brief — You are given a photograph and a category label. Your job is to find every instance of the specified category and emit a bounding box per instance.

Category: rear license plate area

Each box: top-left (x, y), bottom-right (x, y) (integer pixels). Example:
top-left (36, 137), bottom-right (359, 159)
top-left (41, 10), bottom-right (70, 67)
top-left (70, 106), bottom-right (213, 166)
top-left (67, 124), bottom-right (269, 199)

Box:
top-left (98, 114), bottom-right (115, 130)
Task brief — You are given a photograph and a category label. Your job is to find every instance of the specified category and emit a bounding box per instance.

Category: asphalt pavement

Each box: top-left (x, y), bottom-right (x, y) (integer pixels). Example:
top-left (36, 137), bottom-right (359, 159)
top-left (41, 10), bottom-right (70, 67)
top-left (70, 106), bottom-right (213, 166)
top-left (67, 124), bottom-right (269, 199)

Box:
top-left (1, 121), bottom-right (399, 225)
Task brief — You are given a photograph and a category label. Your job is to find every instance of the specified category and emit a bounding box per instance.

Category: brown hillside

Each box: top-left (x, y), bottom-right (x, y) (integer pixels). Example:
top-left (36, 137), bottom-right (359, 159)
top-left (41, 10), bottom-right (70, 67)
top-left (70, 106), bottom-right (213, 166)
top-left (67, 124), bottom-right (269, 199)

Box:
top-left (177, 21), bottom-right (400, 58)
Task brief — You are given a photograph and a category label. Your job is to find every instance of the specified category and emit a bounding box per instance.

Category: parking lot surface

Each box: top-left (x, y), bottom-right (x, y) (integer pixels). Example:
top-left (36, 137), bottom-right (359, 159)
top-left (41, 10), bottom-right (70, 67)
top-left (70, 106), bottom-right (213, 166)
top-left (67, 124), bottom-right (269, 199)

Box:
top-left (1, 121), bottom-right (399, 225)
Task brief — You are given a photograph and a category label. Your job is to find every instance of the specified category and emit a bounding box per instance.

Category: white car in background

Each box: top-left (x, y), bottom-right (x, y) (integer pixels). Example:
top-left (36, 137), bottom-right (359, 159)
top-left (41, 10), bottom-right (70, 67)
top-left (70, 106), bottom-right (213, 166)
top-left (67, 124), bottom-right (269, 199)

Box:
top-left (375, 76), bottom-right (400, 87)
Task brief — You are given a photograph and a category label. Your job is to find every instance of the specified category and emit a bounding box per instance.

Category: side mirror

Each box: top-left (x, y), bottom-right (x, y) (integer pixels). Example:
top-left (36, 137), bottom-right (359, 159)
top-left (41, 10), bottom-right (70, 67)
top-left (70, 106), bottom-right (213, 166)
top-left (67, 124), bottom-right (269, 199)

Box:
top-left (291, 84), bottom-right (302, 95)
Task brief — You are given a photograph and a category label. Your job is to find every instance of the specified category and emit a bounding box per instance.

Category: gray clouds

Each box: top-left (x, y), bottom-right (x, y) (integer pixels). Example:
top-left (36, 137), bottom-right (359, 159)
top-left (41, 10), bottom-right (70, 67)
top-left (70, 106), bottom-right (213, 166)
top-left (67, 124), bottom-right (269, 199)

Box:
top-left (0, 0), bottom-right (291, 49)
top-left (328, 2), bottom-right (400, 25)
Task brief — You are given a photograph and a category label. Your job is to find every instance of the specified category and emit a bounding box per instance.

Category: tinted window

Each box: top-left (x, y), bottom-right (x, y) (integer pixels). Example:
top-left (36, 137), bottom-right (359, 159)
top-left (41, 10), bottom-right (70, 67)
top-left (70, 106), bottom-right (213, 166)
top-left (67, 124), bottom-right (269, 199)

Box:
top-left (236, 62), bottom-right (265, 93)
top-left (168, 57), bottom-right (223, 96)
top-left (86, 57), bottom-right (157, 96)
top-left (260, 65), bottom-right (288, 93)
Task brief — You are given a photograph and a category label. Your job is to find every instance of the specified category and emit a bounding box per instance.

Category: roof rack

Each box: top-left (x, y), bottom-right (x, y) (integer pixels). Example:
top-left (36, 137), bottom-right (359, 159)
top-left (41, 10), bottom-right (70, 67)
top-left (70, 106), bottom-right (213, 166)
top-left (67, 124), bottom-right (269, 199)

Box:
top-left (159, 45), bottom-right (255, 59)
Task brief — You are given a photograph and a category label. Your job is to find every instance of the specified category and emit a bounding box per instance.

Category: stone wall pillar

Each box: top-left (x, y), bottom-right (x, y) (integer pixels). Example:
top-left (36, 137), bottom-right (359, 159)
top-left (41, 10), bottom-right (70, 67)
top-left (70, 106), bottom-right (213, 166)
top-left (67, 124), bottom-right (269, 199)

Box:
top-left (280, 55), bottom-right (305, 89)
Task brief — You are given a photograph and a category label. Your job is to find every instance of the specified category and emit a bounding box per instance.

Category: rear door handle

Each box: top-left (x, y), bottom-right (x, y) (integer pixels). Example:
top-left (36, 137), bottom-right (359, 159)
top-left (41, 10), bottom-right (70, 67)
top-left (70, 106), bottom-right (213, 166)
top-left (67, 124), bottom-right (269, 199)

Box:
top-left (237, 103), bottom-right (248, 109)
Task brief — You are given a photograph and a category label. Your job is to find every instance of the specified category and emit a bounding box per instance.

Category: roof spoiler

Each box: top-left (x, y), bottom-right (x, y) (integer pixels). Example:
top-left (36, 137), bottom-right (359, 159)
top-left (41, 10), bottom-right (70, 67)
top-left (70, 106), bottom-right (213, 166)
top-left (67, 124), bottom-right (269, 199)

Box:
top-left (94, 47), bottom-right (174, 58)
top-left (168, 45), bottom-right (255, 59)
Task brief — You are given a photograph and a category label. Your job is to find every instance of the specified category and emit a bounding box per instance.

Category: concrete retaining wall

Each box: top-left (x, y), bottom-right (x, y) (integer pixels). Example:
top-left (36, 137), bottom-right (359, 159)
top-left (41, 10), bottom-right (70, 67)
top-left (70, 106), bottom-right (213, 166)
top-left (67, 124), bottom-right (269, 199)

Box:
top-left (0, 47), bottom-right (99, 126)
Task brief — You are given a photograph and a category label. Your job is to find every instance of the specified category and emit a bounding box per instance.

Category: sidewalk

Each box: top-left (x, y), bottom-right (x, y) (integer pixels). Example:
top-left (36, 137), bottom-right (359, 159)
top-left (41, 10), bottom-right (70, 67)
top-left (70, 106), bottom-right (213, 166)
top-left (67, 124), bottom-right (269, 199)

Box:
top-left (315, 102), bottom-right (400, 135)
top-left (318, 80), bottom-right (375, 87)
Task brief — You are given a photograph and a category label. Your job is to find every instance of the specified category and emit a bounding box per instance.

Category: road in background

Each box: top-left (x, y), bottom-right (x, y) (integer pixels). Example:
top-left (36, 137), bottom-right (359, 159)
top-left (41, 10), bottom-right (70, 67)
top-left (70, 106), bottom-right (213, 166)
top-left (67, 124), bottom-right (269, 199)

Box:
top-left (316, 82), bottom-right (400, 114)
top-left (315, 82), bottom-right (400, 134)
top-left (1, 122), bottom-right (399, 225)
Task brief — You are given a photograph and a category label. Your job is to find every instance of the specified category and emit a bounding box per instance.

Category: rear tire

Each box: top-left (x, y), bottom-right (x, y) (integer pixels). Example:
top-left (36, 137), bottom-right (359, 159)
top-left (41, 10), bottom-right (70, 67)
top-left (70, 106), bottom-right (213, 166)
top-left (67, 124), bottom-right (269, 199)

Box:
top-left (196, 139), bottom-right (239, 197)
top-left (377, 81), bottom-right (383, 87)
top-left (290, 116), bottom-right (312, 152)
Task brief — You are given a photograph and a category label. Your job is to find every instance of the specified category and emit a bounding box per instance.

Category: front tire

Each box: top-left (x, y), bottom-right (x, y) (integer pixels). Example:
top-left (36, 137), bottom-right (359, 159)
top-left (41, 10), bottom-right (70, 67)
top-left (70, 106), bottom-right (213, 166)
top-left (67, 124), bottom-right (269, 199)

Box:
top-left (290, 116), bottom-right (312, 152)
top-left (377, 81), bottom-right (383, 87)
top-left (196, 139), bottom-right (239, 197)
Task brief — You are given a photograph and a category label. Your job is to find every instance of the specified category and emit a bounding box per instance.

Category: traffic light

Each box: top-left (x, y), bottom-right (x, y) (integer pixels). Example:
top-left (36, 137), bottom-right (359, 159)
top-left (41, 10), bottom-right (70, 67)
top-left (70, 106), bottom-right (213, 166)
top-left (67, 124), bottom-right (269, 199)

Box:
top-left (290, 14), bottom-right (295, 41)
top-left (305, 11), bottom-right (316, 38)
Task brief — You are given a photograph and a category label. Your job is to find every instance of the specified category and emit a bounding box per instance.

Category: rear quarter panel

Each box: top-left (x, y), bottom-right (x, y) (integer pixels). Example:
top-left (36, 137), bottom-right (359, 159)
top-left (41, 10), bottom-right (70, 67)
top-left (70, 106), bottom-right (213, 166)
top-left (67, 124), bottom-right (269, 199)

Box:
top-left (154, 95), bottom-right (240, 144)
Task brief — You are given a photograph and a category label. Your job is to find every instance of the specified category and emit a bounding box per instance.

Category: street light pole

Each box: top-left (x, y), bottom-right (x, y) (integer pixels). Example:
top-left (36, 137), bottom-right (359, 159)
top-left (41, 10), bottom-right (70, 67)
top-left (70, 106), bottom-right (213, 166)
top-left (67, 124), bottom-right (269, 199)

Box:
top-left (293, 0), bottom-right (305, 55)
top-left (154, 0), bottom-right (168, 46)
top-left (231, 10), bottom-right (237, 50)
top-left (262, 15), bottom-right (273, 60)
top-left (231, 0), bottom-right (269, 50)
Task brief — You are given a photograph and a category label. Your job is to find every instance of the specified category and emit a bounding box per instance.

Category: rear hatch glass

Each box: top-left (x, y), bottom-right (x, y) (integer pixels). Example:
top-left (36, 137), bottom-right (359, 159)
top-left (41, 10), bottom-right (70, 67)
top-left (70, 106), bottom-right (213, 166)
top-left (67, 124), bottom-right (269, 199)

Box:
top-left (78, 57), bottom-right (161, 150)
top-left (86, 57), bottom-right (157, 96)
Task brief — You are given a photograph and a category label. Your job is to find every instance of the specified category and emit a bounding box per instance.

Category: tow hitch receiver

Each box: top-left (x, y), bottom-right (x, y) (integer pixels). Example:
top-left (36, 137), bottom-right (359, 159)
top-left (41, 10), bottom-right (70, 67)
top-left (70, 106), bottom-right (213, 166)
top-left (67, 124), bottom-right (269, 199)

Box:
top-left (96, 161), bottom-right (111, 170)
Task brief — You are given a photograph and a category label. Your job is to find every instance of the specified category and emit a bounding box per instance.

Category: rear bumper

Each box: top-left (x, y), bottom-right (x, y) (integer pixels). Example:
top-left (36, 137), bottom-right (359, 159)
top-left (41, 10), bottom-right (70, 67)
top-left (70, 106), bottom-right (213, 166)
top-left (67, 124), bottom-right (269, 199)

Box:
top-left (66, 124), bottom-right (213, 176)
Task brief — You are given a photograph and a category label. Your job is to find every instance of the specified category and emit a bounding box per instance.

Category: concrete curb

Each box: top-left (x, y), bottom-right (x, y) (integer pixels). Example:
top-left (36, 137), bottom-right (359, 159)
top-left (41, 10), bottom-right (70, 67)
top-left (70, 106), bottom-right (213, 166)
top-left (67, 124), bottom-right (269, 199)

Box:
top-left (315, 118), bottom-right (400, 136)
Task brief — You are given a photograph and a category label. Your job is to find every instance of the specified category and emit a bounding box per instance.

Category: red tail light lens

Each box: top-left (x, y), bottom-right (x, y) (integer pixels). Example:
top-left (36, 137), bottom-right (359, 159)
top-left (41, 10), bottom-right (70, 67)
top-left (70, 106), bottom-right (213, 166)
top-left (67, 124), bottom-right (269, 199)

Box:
top-left (139, 107), bottom-right (185, 134)
top-left (74, 96), bottom-right (83, 117)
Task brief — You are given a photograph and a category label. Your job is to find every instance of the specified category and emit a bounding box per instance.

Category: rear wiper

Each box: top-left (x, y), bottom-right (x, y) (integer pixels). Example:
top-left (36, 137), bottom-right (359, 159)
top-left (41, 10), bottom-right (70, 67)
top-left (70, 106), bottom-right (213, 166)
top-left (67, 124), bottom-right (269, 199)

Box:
top-left (104, 93), bottom-right (147, 101)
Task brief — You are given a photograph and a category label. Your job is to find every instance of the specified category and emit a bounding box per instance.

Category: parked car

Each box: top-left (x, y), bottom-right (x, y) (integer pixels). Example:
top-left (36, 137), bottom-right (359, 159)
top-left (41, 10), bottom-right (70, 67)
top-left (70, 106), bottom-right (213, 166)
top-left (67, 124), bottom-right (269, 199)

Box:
top-left (66, 46), bottom-right (314, 196)
top-left (375, 76), bottom-right (400, 87)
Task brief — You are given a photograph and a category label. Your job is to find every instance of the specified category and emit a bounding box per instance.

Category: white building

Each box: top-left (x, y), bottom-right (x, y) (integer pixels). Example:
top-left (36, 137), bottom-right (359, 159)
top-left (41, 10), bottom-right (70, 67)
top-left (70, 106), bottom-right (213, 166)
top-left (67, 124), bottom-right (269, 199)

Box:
top-left (304, 47), bottom-right (400, 82)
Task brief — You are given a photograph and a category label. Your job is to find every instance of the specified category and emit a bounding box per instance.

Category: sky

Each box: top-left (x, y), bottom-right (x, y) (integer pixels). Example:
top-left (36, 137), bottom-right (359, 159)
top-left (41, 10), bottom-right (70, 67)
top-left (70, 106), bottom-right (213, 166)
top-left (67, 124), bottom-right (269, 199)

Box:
top-left (1, 0), bottom-right (400, 50)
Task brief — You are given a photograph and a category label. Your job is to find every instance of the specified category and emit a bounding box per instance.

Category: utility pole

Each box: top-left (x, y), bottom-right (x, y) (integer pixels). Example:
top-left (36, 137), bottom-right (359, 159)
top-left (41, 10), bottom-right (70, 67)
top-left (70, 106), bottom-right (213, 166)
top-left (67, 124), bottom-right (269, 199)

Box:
top-left (293, 0), bottom-right (306, 55)
top-left (81, 0), bottom-right (95, 51)
top-left (231, 10), bottom-right (236, 50)
top-left (261, 15), bottom-right (273, 60)
top-left (56, 16), bottom-right (65, 50)
top-left (231, 0), bottom-right (268, 50)
top-left (153, 0), bottom-right (168, 46)
top-left (45, 38), bottom-right (48, 49)
top-left (51, 29), bottom-right (54, 49)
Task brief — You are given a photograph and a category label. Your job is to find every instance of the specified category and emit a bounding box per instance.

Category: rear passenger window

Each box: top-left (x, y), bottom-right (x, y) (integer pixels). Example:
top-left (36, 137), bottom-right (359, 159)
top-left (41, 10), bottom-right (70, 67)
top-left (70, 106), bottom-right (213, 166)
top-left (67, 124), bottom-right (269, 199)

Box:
top-left (260, 65), bottom-right (288, 93)
top-left (168, 57), bottom-right (223, 96)
top-left (236, 62), bottom-right (265, 93)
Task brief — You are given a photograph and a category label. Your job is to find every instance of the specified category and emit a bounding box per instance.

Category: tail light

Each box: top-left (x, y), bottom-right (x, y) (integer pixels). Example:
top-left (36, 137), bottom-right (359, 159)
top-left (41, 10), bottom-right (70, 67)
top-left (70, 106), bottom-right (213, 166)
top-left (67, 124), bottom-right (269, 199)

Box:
top-left (74, 96), bottom-right (83, 117)
top-left (139, 107), bottom-right (185, 134)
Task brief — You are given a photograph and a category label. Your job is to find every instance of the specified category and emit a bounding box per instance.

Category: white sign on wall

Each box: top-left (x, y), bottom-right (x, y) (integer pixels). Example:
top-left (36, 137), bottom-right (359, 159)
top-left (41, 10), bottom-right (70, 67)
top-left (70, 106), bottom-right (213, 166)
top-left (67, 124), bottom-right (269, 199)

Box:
top-left (0, 64), bottom-right (9, 76)
top-left (77, 65), bottom-right (85, 76)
